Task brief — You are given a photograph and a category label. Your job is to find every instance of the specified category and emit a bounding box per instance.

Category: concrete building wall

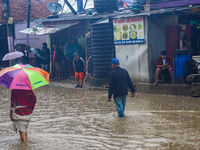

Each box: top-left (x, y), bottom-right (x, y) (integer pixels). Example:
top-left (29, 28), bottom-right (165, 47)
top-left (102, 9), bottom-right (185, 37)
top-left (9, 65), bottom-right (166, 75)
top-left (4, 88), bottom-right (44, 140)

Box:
top-left (147, 15), bottom-right (178, 82)
top-left (0, 0), bottom-right (55, 24)
top-left (15, 22), bottom-right (47, 58)
top-left (115, 16), bottom-right (149, 83)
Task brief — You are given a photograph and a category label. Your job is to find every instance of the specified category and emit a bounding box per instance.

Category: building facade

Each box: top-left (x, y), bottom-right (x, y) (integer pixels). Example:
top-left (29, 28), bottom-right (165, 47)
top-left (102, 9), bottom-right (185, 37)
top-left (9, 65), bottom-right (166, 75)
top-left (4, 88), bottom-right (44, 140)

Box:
top-left (0, 0), bottom-right (55, 24)
top-left (151, 0), bottom-right (200, 9)
top-left (0, 0), bottom-right (56, 68)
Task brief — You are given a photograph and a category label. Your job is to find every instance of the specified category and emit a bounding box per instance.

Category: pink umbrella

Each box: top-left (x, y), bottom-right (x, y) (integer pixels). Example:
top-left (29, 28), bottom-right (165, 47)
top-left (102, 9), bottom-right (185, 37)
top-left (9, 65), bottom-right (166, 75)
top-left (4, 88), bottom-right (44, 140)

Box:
top-left (2, 51), bottom-right (24, 61)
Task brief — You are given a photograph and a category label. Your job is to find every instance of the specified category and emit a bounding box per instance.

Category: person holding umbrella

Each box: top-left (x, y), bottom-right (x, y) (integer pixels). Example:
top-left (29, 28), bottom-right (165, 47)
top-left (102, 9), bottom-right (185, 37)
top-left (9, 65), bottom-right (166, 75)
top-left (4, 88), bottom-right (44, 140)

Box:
top-left (15, 58), bottom-right (23, 65)
top-left (22, 49), bottom-right (29, 64)
top-left (10, 89), bottom-right (36, 142)
top-left (30, 48), bottom-right (46, 68)
top-left (41, 42), bottom-right (50, 72)
top-left (0, 64), bottom-right (50, 142)
top-left (33, 54), bottom-right (41, 68)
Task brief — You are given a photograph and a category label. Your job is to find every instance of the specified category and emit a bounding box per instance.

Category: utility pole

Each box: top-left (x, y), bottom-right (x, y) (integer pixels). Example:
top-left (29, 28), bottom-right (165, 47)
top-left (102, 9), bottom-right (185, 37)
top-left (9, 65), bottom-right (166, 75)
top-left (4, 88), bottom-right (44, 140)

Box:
top-left (26, 0), bottom-right (31, 60)
top-left (64, 0), bottom-right (77, 15)
top-left (2, 0), bottom-right (10, 37)
top-left (27, 0), bottom-right (31, 28)
top-left (2, 0), bottom-right (14, 66)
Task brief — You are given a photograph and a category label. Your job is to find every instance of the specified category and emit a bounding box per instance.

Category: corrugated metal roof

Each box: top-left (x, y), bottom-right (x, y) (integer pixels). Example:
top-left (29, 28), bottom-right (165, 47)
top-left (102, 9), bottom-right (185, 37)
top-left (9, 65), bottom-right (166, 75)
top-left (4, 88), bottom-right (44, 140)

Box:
top-left (19, 22), bottom-right (79, 36)
top-left (114, 5), bottom-right (200, 18)
top-left (40, 9), bottom-right (134, 23)
top-left (39, 5), bottom-right (200, 23)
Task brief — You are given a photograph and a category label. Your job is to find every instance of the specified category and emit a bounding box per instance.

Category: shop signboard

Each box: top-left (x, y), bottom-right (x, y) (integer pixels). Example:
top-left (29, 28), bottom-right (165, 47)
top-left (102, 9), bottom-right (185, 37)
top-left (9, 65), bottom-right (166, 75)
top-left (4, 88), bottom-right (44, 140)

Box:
top-left (113, 17), bottom-right (145, 45)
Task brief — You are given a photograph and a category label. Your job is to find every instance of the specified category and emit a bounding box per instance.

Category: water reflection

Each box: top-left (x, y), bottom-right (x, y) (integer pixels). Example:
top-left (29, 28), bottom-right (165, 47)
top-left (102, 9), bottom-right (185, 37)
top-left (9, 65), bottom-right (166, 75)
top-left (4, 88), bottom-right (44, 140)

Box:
top-left (0, 86), bottom-right (200, 149)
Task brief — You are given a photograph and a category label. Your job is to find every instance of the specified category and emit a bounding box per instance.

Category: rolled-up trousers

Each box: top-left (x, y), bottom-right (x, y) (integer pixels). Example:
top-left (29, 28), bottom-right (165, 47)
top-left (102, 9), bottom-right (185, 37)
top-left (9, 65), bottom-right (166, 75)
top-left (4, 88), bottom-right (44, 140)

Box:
top-left (114, 95), bottom-right (127, 117)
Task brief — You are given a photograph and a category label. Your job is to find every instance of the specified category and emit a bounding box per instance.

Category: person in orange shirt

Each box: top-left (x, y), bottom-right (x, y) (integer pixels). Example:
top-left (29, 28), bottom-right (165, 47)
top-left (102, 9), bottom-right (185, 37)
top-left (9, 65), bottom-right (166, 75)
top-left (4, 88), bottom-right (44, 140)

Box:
top-left (73, 53), bottom-right (86, 88)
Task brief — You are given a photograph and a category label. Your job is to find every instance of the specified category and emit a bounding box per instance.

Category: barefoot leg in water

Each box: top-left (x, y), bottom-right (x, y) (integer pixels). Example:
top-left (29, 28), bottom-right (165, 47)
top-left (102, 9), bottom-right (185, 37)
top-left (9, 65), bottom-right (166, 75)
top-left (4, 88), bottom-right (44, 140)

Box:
top-left (19, 131), bottom-right (27, 142)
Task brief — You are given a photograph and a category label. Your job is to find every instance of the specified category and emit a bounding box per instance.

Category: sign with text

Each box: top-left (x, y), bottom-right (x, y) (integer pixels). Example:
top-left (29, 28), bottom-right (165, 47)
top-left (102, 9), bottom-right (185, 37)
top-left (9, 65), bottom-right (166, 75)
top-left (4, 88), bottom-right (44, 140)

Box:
top-left (113, 17), bottom-right (145, 45)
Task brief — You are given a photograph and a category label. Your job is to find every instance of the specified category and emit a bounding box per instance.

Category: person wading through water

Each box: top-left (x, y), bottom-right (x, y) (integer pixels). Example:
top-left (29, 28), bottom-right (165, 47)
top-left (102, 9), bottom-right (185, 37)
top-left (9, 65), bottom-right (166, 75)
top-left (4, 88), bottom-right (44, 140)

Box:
top-left (108, 58), bottom-right (135, 117)
top-left (10, 89), bottom-right (36, 142)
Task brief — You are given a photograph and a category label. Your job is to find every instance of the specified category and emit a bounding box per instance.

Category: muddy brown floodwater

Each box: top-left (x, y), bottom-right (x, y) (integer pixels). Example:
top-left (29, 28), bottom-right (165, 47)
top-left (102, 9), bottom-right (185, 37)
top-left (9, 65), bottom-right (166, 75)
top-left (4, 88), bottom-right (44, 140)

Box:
top-left (0, 85), bottom-right (200, 150)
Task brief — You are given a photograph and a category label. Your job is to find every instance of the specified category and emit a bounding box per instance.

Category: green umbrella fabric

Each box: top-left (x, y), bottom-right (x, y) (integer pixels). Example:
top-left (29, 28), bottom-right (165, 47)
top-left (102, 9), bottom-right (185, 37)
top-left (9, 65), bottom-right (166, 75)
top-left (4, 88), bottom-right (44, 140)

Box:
top-left (65, 43), bottom-right (85, 61)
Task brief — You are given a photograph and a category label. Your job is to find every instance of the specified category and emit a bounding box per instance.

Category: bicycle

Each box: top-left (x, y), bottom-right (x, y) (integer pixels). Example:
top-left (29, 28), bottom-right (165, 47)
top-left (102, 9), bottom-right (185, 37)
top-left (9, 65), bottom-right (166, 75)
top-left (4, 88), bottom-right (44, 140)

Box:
top-left (83, 56), bottom-right (93, 86)
top-left (84, 72), bottom-right (93, 86)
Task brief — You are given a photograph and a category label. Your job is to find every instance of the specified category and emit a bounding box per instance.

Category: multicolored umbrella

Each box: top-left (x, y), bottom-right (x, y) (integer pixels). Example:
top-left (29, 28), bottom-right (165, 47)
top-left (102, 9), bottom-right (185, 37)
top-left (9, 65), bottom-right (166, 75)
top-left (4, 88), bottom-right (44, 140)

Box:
top-left (0, 64), bottom-right (49, 90)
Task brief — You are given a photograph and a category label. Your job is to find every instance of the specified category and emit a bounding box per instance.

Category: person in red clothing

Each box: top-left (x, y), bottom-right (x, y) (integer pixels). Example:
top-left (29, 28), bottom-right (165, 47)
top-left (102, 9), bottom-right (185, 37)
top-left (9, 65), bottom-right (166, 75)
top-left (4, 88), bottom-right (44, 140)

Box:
top-left (52, 43), bottom-right (62, 81)
top-left (154, 50), bottom-right (175, 86)
top-left (10, 89), bottom-right (36, 142)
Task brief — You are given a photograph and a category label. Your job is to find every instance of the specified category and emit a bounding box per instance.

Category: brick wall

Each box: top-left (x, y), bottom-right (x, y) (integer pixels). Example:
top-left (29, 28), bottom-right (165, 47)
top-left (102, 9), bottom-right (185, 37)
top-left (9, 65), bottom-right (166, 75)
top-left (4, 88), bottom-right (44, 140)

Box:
top-left (0, 0), bottom-right (57, 24)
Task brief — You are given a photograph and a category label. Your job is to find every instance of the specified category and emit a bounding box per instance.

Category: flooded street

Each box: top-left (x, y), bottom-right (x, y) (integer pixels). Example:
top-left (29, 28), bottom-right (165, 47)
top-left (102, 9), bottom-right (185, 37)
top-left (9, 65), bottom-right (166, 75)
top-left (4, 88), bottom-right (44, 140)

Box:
top-left (0, 85), bottom-right (200, 149)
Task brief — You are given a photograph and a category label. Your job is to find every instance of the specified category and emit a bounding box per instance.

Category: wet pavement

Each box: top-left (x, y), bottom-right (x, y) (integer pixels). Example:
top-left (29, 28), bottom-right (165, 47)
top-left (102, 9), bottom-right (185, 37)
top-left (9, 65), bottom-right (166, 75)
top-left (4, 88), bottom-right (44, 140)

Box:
top-left (0, 85), bottom-right (200, 150)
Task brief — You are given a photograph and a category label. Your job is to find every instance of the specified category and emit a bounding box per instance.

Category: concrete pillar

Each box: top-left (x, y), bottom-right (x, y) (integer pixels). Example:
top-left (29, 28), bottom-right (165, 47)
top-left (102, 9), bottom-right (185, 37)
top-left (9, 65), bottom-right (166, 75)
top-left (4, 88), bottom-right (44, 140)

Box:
top-left (46, 34), bottom-right (52, 74)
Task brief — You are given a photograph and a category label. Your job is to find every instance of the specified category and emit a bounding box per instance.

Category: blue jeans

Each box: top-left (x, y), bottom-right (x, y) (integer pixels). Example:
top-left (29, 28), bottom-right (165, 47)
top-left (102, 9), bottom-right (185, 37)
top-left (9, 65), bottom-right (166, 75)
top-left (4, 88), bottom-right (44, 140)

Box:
top-left (114, 96), bottom-right (127, 118)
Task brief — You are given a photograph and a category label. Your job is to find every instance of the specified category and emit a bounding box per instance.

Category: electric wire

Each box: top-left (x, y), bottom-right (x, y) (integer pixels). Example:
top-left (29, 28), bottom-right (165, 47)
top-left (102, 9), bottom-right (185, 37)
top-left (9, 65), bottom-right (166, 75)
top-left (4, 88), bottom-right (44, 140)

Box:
top-left (4, 0), bottom-right (200, 6)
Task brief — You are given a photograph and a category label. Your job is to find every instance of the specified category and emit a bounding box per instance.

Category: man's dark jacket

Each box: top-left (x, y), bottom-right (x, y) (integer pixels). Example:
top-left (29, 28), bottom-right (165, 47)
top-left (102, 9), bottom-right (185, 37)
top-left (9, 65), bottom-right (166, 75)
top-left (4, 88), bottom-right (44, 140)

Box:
top-left (41, 47), bottom-right (50, 64)
top-left (108, 66), bottom-right (135, 99)
top-left (53, 48), bottom-right (62, 63)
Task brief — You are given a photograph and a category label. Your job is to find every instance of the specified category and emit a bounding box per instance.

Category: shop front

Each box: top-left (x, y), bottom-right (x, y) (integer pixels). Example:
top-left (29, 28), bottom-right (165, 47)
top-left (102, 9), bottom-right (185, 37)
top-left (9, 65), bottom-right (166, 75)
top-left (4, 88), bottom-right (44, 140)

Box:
top-left (39, 16), bottom-right (116, 81)
top-left (173, 12), bottom-right (200, 83)
top-left (178, 14), bottom-right (200, 58)
top-left (58, 22), bottom-right (86, 75)
top-left (113, 16), bottom-right (149, 82)
top-left (113, 9), bottom-right (180, 83)
top-left (113, 6), bottom-right (200, 83)
top-left (40, 20), bottom-right (90, 77)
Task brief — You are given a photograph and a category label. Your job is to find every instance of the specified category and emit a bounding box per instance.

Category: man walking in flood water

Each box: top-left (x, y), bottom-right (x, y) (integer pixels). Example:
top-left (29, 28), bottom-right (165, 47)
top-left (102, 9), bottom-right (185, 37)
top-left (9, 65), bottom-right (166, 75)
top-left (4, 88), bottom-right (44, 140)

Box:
top-left (108, 58), bottom-right (135, 117)
top-left (10, 89), bottom-right (36, 142)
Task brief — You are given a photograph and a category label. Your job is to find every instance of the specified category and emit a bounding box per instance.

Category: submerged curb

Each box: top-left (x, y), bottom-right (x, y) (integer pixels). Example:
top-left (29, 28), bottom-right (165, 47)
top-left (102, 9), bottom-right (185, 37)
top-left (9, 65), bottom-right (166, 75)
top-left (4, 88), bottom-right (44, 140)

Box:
top-left (49, 82), bottom-right (108, 91)
top-left (49, 81), bottom-right (199, 97)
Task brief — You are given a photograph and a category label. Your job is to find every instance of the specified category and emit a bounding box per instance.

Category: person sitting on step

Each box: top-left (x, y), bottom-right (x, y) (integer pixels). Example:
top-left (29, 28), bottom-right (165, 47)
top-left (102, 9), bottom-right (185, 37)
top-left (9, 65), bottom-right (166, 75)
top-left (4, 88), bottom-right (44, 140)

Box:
top-left (154, 50), bottom-right (175, 86)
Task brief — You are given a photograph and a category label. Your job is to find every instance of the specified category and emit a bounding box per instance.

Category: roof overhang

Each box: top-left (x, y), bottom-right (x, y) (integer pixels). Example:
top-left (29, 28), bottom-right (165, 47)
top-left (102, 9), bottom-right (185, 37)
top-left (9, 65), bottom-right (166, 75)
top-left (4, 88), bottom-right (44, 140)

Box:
top-left (19, 22), bottom-right (79, 36)
top-left (113, 5), bottom-right (200, 19)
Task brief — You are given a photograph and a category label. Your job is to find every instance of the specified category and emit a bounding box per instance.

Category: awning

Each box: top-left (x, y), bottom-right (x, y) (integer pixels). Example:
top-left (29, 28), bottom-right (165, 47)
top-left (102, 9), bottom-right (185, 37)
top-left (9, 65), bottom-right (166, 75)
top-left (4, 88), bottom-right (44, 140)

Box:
top-left (19, 22), bottom-right (79, 36)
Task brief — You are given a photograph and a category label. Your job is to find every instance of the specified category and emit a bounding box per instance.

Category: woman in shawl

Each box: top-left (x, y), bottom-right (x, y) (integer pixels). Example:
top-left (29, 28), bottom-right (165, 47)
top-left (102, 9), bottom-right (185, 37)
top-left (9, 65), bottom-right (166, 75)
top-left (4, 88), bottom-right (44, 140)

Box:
top-left (10, 89), bottom-right (36, 142)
